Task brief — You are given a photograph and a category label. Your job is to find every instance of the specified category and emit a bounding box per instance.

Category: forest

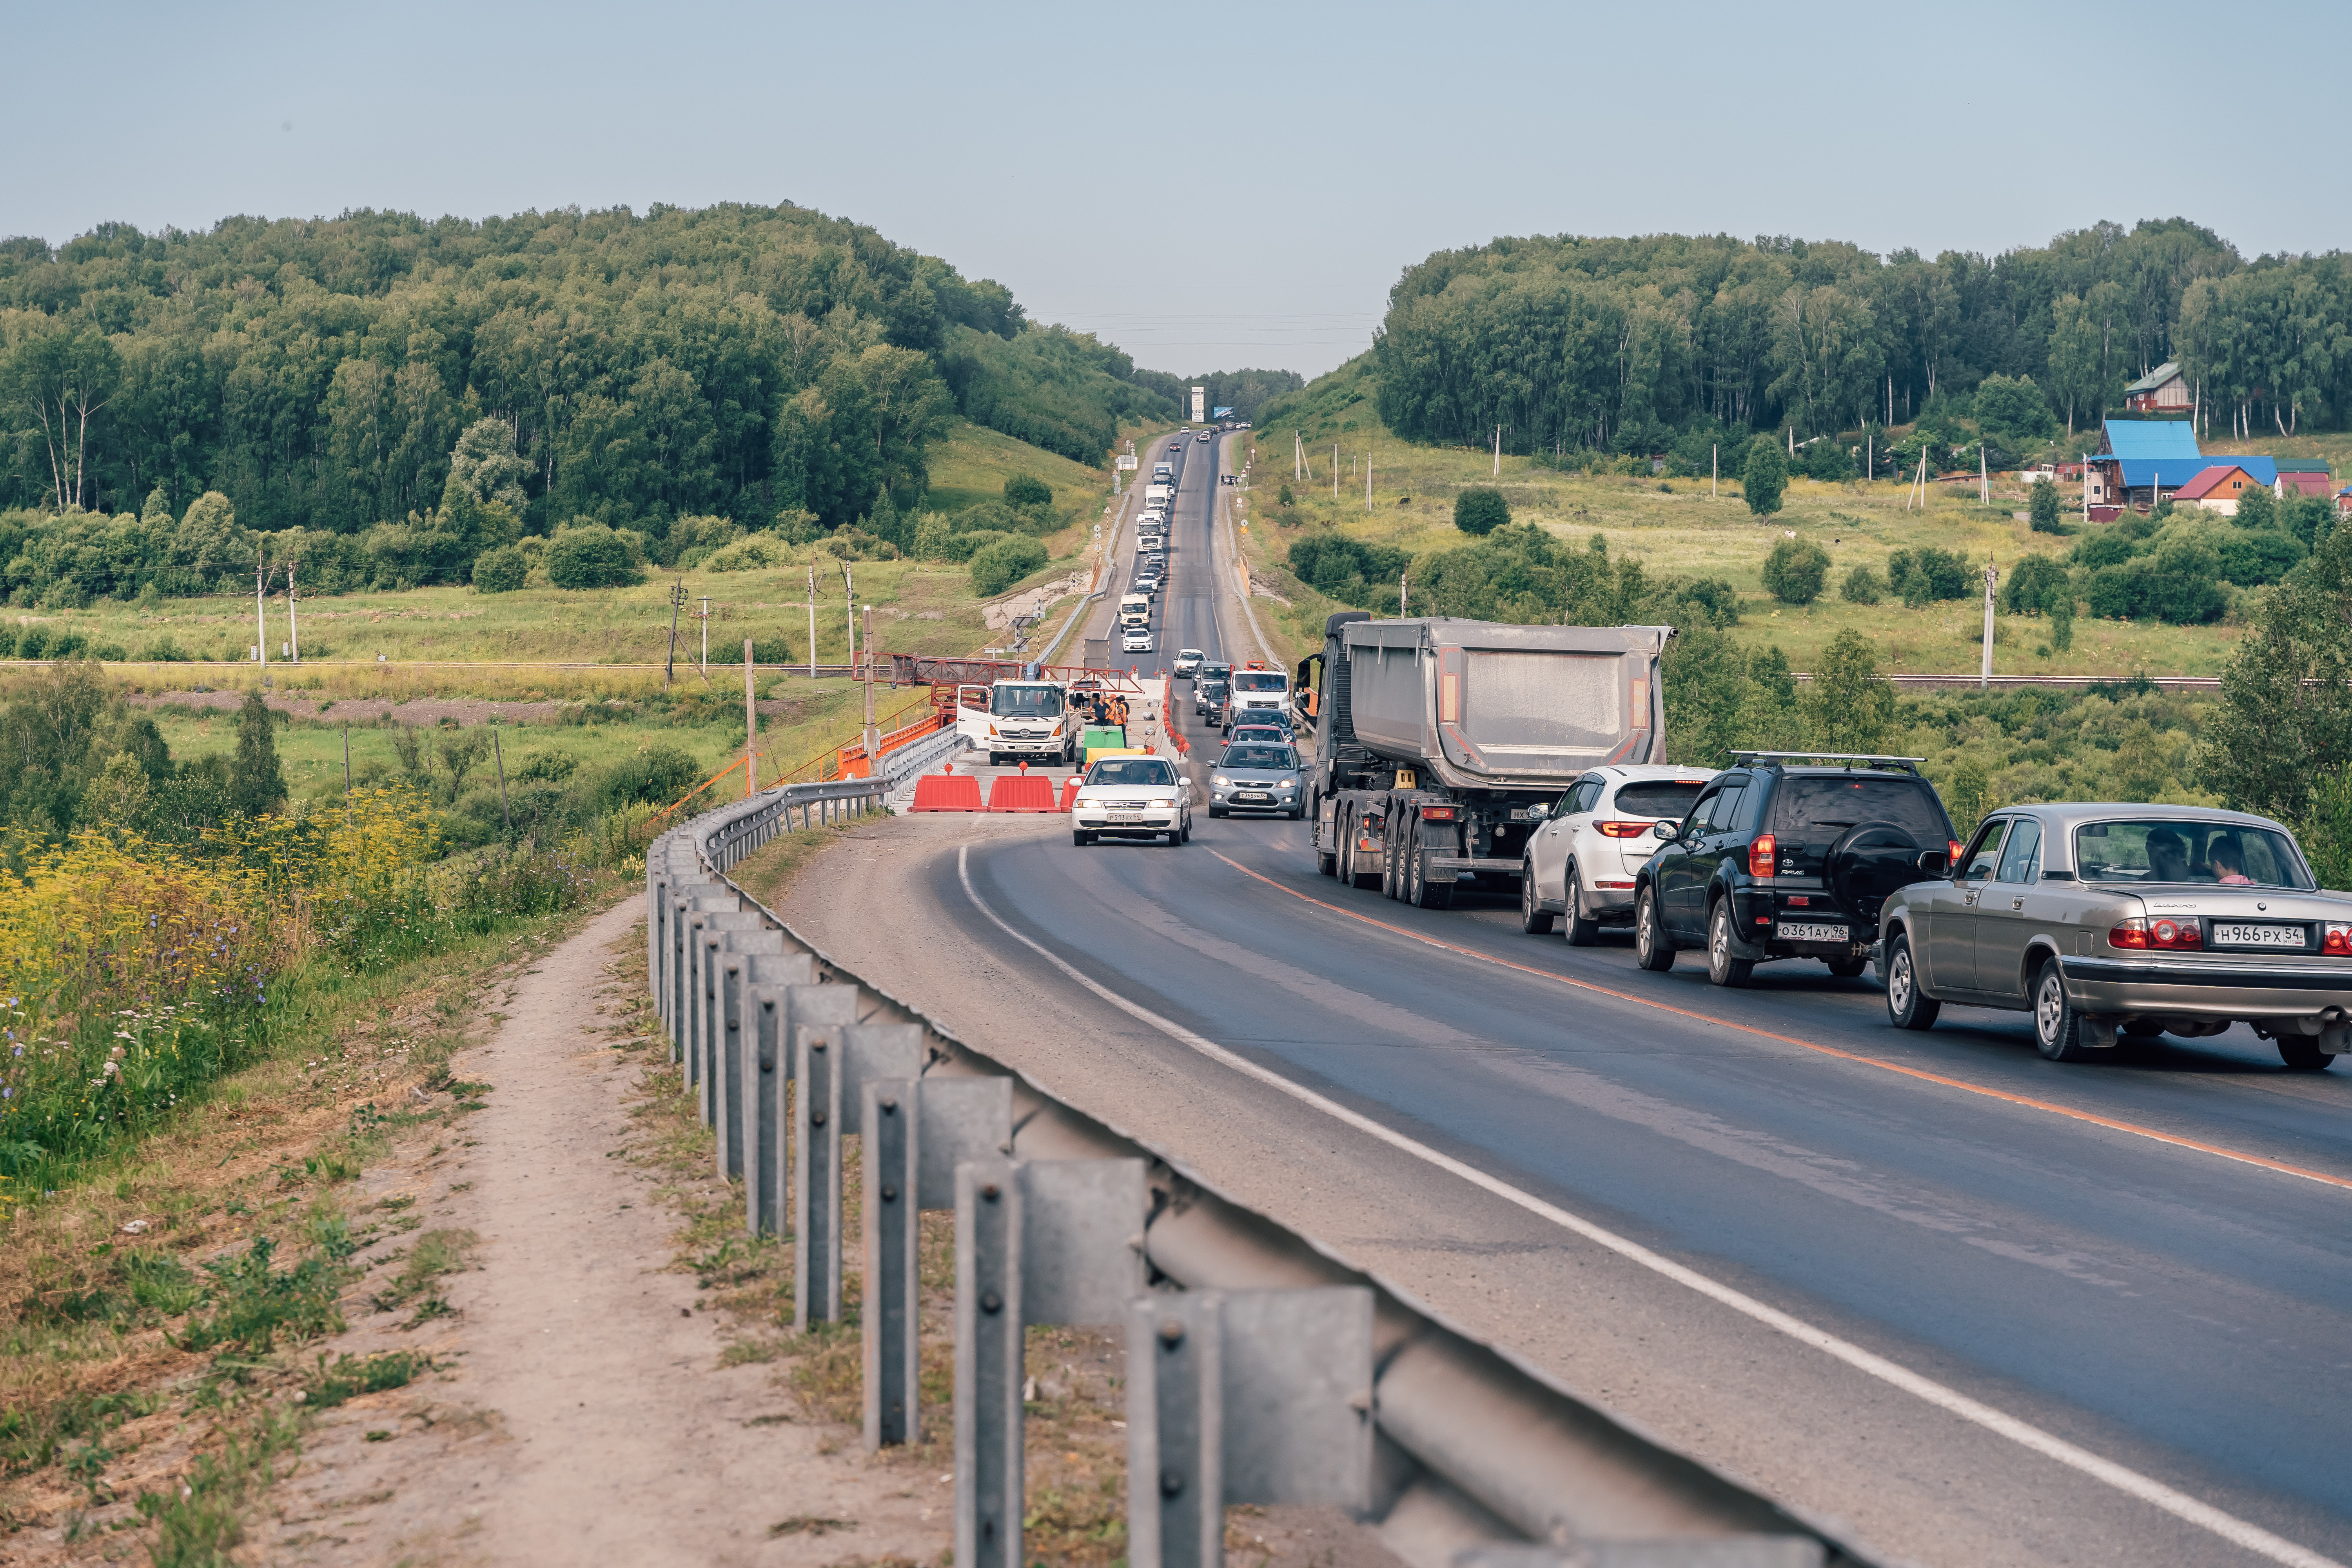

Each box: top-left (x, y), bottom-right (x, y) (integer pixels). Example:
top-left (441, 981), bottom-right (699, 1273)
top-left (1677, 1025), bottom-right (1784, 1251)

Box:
top-left (1371, 220), bottom-right (2352, 460)
top-left (0, 204), bottom-right (1290, 570)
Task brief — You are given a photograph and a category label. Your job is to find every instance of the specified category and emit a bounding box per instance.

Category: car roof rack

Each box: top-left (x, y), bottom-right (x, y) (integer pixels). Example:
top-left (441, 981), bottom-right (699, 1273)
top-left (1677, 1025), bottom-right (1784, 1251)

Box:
top-left (1730, 751), bottom-right (1926, 775)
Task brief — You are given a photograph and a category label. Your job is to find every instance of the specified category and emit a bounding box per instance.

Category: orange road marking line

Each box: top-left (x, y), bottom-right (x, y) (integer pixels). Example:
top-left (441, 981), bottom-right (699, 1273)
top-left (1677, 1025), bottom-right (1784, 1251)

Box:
top-left (1207, 848), bottom-right (2352, 1192)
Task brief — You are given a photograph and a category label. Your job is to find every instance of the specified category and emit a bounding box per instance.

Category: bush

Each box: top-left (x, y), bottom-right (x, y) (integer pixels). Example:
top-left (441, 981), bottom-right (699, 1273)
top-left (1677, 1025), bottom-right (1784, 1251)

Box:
top-left (1885, 546), bottom-right (1971, 601)
top-left (472, 546), bottom-right (528, 593)
top-left (2085, 547), bottom-right (2225, 624)
top-left (2233, 485), bottom-right (2278, 534)
top-left (1841, 565), bottom-right (1884, 604)
top-left (2029, 479), bottom-right (2064, 534)
top-left (1800, 442), bottom-right (1853, 482)
top-left (1761, 539), bottom-right (1831, 605)
top-left (1288, 535), bottom-right (1411, 601)
top-left (1004, 475), bottom-right (1053, 509)
top-left (513, 750), bottom-right (578, 784)
top-left (599, 745), bottom-right (702, 809)
top-left (142, 634), bottom-right (190, 661)
top-left (545, 524), bottom-right (644, 590)
top-left (2072, 530), bottom-right (2135, 568)
top-left (937, 529), bottom-right (1012, 563)
top-left (708, 637), bottom-right (797, 664)
top-left (1741, 437), bottom-right (1786, 515)
top-left (969, 535), bottom-right (1050, 597)
top-left (2002, 554), bottom-right (2069, 615)
top-left (2219, 527), bottom-right (2305, 586)
top-left (1454, 488), bottom-right (1510, 535)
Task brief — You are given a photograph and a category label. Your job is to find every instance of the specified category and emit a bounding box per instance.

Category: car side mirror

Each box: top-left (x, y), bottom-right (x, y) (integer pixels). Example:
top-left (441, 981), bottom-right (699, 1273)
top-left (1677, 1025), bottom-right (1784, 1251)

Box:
top-left (1653, 820), bottom-right (1678, 840)
top-left (1179, 775), bottom-right (1191, 786)
top-left (1916, 850), bottom-right (1949, 876)
top-left (1524, 802), bottom-right (1548, 822)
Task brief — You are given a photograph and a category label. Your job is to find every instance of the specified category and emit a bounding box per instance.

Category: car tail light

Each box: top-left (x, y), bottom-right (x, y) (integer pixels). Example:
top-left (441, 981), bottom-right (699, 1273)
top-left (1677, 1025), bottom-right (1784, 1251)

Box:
top-left (1419, 804), bottom-right (1455, 821)
top-left (2325, 923), bottom-right (2352, 955)
top-left (1597, 821), bottom-right (1654, 838)
top-left (1749, 833), bottom-right (1777, 879)
top-left (2111, 918), bottom-right (2202, 951)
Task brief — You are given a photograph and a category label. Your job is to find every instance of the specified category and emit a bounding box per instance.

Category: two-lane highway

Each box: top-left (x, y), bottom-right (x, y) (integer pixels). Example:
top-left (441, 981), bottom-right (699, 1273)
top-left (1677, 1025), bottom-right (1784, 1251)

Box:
top-left (811, 428), bottom-right (2352, 1563)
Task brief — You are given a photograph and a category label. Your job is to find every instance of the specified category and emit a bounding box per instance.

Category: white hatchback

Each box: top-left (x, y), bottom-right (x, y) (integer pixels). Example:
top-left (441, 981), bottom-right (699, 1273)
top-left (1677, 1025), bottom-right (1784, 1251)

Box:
top-left (1520, 765), bottom-right (1716, 944)
top-left (1122, 627), bottom-right (1155, 653)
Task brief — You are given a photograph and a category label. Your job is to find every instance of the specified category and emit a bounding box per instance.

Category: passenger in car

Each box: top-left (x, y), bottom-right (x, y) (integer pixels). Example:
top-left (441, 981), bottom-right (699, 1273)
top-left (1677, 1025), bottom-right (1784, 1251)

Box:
top-left (2210, 836), bottom-right (2254, 885)
top-left (2147, 828), bottom-right (2192, 883)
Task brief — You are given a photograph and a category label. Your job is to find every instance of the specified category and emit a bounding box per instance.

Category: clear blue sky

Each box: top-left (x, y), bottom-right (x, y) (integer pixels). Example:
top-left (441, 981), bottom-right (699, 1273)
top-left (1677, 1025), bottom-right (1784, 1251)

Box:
top-left (7, 0), bottom-right (2347, 381)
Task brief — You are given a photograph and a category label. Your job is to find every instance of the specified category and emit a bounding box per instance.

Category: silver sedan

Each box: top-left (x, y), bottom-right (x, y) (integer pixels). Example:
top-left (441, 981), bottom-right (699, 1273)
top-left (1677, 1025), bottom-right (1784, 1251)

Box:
top-left (1878, 802), bottom-right (2352, 1068)
top-left (1071, 755), bottom-right (1192, 847)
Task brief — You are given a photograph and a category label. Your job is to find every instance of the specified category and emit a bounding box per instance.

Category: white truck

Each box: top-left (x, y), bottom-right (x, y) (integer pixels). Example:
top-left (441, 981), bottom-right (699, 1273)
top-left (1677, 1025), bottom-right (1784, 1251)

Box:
top-left (1225, 664), bottom-right (1291, 728)
top-left (1152, 462), bottom-right (1175, 484)
top-left (1143, 483), bottom-right (1173, 509)
top-left (956, 677), bottom-right (1077, 766)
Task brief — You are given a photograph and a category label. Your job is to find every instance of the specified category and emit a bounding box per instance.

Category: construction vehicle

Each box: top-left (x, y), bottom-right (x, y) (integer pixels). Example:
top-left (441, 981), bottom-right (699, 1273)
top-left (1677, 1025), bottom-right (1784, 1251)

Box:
top-left (1301, 612), bottom-right (1672, 907)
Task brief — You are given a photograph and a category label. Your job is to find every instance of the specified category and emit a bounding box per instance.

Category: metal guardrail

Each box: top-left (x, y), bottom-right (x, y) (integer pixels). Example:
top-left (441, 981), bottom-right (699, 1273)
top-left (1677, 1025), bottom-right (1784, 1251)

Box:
top-left (648, 783), bottom-right (1870, 1568)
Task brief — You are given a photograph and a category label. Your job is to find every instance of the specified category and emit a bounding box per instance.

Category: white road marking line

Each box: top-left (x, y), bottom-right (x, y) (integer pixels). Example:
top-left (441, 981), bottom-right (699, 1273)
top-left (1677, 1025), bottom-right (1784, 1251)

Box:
top-left (958, 842), bottom-right (2344, 1568)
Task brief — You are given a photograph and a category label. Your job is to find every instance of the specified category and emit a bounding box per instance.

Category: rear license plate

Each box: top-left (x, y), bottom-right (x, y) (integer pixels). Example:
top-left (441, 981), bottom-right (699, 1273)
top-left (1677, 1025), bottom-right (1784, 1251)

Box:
top-left (2212, 922), bottom-right (2304, 948)
top-left (1238, 791), bottom-right (1269, 802)
top-left (1106, 813), bottom-right (1143, 824)
top-left (1777, 922), bottom-right (1849, 943)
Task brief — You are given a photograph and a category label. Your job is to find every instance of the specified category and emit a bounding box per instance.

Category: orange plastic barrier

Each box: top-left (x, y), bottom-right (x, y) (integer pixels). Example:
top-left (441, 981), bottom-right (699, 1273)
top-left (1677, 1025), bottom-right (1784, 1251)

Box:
top-left (1058, 776), bottom-right (1083, 812)
top-left (986, 773), bottom-right (1060, 813)
top-left (910, 773), bottom-right (985, 812)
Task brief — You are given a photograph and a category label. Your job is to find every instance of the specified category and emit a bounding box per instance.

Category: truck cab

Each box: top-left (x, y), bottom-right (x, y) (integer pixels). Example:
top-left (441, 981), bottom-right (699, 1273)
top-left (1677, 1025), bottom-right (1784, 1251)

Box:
top-left (1225, 664), bottom-right (1291, 729)
top-left (957, 679), bottom-right (1076, 767)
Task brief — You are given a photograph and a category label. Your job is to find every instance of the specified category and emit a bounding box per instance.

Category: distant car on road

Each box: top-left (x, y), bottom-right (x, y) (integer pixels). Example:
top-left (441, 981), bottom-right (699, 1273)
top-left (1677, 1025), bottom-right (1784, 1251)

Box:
top-left (1225, 722), bottom-right (1292, 749)
top-left (1173, 649), bottom-right (1205, 677)
top-left (1521, 766), bottom-right (1717, 945)
top-left (1071, 755), bottom-right (1192, 848)
top-left (1880, 802), bottom-right (2352, 1069)
top-left (1135, 572), bottom-right (1163, 592)
top-left (1210, 742), bottom-right (1304, 819)
top-left (1194, 673), bottom-right (1230, 717)
top-left (1121, 627), bottom-right (1155, 653)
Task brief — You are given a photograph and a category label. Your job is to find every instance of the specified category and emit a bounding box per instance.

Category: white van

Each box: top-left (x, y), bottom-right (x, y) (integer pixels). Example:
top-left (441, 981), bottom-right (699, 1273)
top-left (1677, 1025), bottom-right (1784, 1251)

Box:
top-left (1117, 593), bottom-right (1151, 628)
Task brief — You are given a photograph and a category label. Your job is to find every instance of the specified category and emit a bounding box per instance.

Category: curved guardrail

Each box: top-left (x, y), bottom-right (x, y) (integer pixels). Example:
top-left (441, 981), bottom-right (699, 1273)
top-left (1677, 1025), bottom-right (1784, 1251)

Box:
top-left (648, 782), bottom-right (1871, 1568)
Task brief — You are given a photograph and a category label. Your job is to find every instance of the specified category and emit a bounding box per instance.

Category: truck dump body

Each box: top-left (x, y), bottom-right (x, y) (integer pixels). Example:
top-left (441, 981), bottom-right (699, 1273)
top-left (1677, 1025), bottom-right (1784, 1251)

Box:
top-left (1338, 618), bottom-right (1667, 790)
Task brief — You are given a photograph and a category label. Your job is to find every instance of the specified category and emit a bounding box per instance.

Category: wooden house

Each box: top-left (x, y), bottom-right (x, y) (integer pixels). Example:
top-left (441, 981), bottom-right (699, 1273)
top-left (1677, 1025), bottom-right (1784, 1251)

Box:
top-left (2123, 362), bottom-right (2192, 413)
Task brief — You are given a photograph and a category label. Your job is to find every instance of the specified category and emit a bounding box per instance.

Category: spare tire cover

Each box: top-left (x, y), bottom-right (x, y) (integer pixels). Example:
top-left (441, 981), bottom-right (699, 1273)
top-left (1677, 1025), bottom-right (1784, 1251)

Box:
top-left (1827, 820), bottom-right (1922, 922)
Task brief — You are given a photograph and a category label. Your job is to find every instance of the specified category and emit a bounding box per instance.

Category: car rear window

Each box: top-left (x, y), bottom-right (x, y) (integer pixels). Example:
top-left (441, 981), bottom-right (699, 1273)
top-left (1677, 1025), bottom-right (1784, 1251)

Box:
top-left (2075, 820), bottom-right (2314, 889)
top-left (1612, 780), bottom-right (1708, 819)
top-left (1771, 775), bottom-right (1950, 844)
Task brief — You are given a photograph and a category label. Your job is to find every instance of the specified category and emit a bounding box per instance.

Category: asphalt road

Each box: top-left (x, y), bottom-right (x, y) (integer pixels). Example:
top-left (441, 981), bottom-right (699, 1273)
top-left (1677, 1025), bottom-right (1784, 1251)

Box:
top-left (859, 432), bottom-right (2352, 1563)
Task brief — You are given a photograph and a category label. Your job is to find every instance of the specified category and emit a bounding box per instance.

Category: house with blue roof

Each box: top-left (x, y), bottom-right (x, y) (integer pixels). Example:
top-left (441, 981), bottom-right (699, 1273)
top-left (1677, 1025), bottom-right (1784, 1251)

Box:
top-left (2085, 417), bottom-right (2278, 513)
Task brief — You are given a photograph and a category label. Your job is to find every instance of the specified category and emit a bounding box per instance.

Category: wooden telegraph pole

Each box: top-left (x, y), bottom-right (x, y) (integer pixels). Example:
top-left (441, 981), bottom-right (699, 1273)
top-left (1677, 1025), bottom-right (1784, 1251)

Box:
top-left (744, 639), bottom-right (759, 799)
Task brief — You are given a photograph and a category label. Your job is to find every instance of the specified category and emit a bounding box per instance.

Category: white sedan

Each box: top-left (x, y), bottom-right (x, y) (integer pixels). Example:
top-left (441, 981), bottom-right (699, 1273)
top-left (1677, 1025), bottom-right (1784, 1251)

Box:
top-left (1122, 628), bottom-right (1155, 653)
top-left (1172, 648), bottom-right (1205, 676)
top-left (1071, 756), bottom-right (1192, 847)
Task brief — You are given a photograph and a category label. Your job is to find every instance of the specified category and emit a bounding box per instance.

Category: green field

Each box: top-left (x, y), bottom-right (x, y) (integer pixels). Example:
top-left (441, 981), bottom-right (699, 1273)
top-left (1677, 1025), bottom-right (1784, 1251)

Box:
top-left (1235, 398), bottom-right (2276, 679)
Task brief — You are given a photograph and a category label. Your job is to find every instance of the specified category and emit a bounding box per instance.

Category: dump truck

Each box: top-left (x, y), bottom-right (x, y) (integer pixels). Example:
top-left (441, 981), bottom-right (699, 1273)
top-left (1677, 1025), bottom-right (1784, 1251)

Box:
top-left (1301, 612), bottom-right (1672, 908)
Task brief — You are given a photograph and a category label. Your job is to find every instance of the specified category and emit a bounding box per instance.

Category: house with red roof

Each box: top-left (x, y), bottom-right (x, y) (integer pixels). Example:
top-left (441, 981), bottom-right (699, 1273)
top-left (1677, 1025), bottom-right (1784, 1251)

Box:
top-left (2175, 464), bottom-right (2261, 515)
top-left (2277, 459), bottom-right (2334, 499)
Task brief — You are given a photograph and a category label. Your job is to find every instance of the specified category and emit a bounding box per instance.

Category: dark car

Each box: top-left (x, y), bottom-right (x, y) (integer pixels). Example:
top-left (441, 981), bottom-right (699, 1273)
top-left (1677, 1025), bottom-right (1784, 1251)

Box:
top-left (1194, 675), bottom-right (1230, 717)
top-left (1633, 752), bottom-right (1961, 987)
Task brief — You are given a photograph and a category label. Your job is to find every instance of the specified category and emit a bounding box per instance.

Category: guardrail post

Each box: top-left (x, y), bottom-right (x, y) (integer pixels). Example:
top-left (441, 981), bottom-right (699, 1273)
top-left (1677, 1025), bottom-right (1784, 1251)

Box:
top-left (713, 932), bottom-right (787, 1178)
top-left (863, 1077), bottom-right (918, 1449)
top-left (724, 948), bottom-right (805, 1191)
top-left (787, 984), bottom-right (861, 1327)
top-left (1125, 1288), bottom-right (1374, 1568)
top-left (956, 1158), bottom-right (1146, 1568)
top-left (696, 915), bottom-right (764, 1122)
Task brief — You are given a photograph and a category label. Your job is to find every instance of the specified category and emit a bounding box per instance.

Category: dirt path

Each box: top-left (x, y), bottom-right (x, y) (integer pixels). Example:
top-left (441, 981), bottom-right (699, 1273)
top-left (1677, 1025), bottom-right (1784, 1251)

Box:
top-left (267, 897), bottom-right (944, 1566)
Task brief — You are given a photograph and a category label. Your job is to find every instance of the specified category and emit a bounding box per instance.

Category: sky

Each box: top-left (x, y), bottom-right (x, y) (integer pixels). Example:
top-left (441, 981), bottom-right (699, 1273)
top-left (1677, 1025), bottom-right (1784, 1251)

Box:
top-left (8, 0), bottom-right (2350, 383)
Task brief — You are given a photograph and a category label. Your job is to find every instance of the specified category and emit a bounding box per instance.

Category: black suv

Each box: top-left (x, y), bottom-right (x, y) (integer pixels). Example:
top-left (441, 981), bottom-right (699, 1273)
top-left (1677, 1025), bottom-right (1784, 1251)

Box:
top-left (1633, 753), bottom-right (1960, 987)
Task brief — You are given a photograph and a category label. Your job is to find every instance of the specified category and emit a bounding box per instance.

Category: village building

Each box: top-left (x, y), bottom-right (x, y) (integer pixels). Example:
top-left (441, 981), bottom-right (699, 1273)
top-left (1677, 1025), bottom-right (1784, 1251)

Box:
top-left (2122, 362), bottom-right (2192, 413)
top-left (2174, 465), bottom-right (2261, 515)
top-left (2084, 417), bottom-right (2278, 515)
top-left (2277, 459), bottom-right (2335, 499)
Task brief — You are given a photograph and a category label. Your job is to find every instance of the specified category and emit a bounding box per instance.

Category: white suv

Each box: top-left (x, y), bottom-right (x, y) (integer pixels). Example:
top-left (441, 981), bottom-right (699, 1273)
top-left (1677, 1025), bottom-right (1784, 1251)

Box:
top-left (1520, 765), bottom-right (1717, 944)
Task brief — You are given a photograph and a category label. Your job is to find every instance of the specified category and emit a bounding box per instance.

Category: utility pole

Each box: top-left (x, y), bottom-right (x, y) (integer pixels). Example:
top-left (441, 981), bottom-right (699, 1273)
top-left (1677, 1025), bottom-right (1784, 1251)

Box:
top-left (1492, 425), bottom-right (1501, 479)
top-left (1332, 443), bottom-right (1338, 500)
top-left (744, 639), bottom-right (759, 799)
top-left (1711, 444), bottom-right (1718, 499)
top-left (1980, 561), bottom-right (1998, 691)
top-left (807, 561), bottom-right (818, 680)
top-left (287, 561), bottom-right (299, 662)
top-left (1979, 442), bottom-right (1988, 506)
top-left (255, 556), bottom-right (268, 673)
top-left (1400, 570), bottom-right (1409, 616)
top-left (1366, 446), bottom-right (1373, 511)
top-left (699, 595), bottom-right (711, 672)
top-left (665, 577), bottom-right (683, 689)
top-left (844, 568), bottom-right (858, 681)
top-left (342, 723), bottom-right (352, 828)
top-left (861, 606), bottom-right (878, 764)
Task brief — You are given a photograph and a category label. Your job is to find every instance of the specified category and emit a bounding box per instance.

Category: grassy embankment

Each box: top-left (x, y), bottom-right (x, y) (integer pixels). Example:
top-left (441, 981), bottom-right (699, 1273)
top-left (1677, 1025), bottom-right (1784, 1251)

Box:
top-left (1229, 356), bottom-right (2308, 679)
